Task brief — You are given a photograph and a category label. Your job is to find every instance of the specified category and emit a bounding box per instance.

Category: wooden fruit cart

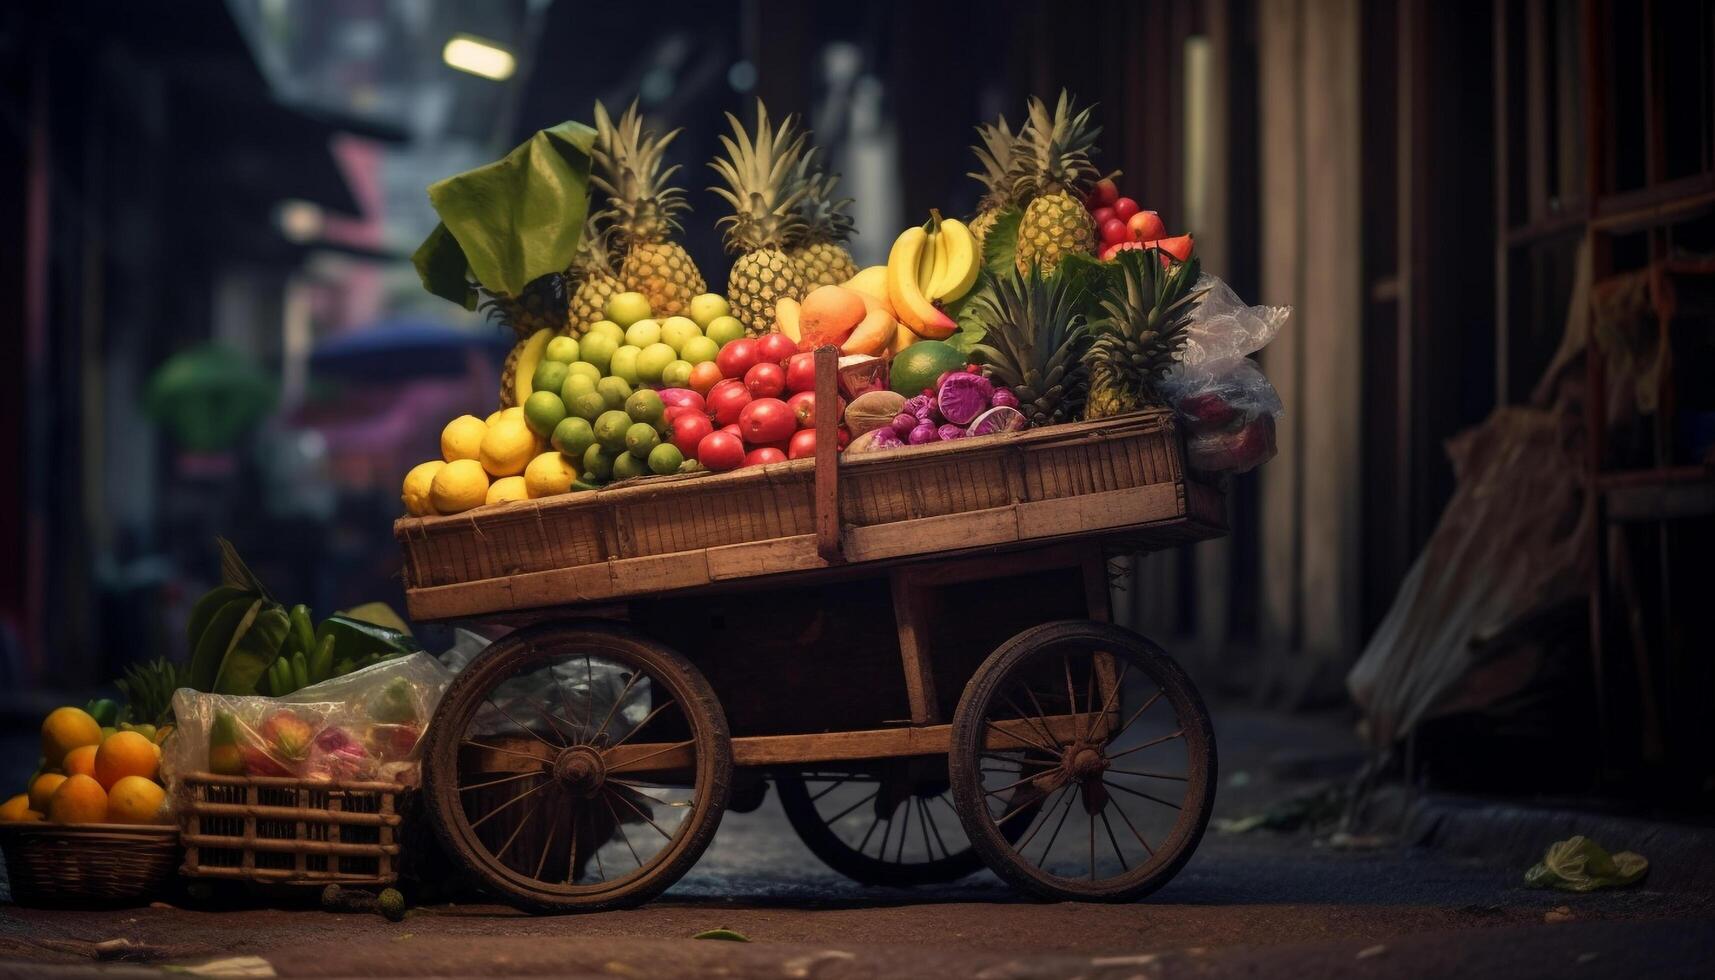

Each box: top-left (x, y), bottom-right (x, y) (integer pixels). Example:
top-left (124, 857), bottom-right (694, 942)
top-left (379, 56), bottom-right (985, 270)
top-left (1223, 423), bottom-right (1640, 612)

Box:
top-left (396, 350), bottom-right (1224, 912)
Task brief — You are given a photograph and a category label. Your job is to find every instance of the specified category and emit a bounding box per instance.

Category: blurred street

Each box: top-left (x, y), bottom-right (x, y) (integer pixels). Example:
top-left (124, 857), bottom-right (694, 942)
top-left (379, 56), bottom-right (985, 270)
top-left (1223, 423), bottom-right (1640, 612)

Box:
top-left (3, 707), bottom-right (1711, 978)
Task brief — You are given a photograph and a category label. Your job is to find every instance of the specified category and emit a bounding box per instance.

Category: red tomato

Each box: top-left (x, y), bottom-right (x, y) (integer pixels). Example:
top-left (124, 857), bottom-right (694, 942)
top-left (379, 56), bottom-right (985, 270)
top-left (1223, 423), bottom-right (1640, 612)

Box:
top-left (697, 430), bottom-right (745, 471)
top-left (1127, 210), bottom-right (1166, 242)
top-left (756, 332), bottom-right (797, 364)
top-left (743, 446), bottom-right (787, 467)
top-left (658, 388), bottom-right (705, 413)
top-left (786, 390), bottom-right (843, 429)
top-left (784, 351), bottom-right (819, 393)
top-left (706, 378), bottom-right (753, 426)
top-left (738, 397), bottom-right (796, 444)
top-left (1099, 218), bottom-right (1128, 245)
top-left (689, 361), bottom-right (724, 395)
top-left (744, 361), bottom-right (786, 399)
top-left (670, 413), bottom-right (714, 458)
top-left (788, 428), bottom-right (818, 459)
top-left (1087, 178), bottom-right (1118, 208)
top-left (715, 337), bottom-right (761, 379)
top-left (1112, 197), bottom-right (1140, 222)
top-left (1090, 206), bottom-right (1116, 226)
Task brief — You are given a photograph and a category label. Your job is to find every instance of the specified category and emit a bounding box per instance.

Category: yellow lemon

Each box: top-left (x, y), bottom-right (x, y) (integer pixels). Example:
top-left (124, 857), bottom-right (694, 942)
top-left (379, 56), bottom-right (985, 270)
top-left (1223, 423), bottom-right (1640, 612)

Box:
top-left (41, 706), bottom-right (102, 768)
top-left (48, 774), bottom-right (107, 824)
top-left (440, 414), bottom-right (487, 462)
top-left (28, 772), bottom-right (66, 812)
top-left (401, 460), bottom-right (446, 516)
top-left (429, 458), bottom-right (489, 514)
top-left (94, 731), bottom-right (160, 790)
top-left (486, 475), bottom-right (529, 506)
top-left (524, 452), bottom-right (578, 498)
top-left (479, 417), bottom-right (538, 477)
top-left (0, 793), bottom-right (38, 822)
top-left (485, 407), bottom-right (526, 427)
top-left (105, 776), bottom-right (167, 825)
top-left (62, 744), bottom-right (97, 779)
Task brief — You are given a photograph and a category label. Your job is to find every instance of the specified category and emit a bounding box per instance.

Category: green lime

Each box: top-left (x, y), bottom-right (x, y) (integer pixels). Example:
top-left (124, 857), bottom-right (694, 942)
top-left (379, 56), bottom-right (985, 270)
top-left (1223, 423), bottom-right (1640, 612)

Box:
top-left (705, 315), bottom-right (745, 347)
top-left (609, 345), bottom-right (642, 385)
top-left (679, 335), bottom-right (719, 365)
top-left (611, 451), bottom-right (648, 481)
top-left (660, 316), bottom-right (701, 353)
top-left (551, 416), bottom-right (596, 458)
top-left (637, 342), bottom-right (675, 384)
top-left (561, 372), bottom-right (598, 404)
top-left (570, 478), bottom-right (601, 492)
top-left (523, 391), bottom-right (567, 437)
top-left (596, 376), bottom-right (633, 411)
top-left (582, 444), bottom-right (614, 482)
top-left (647, 443), bottom-right (684, 475)
top-left (566, 361), bottom-right (602, 384)
top-left (545, 336), bottom-right (580, 364)
top-left (579, 332), bottom-right (619, 375)
top-left (569, 390), bottom-right (607, 422)
top-left (624, 318), bottom-right (662, 348)
top-left (594, 410), bottom-right (633, 452)
top-left (585, 320), bottom-right (625, 346)
top-left (890, 340), bottom-right (967, 397)
top-left (661, 360), bottom-right (694, 388)
top-left (624, 389), bottom-right (665, 426)
top-left (625, 422), bottom-right (660, 459)
top-left (532, 360), bottom-right (569, 394)
top-left (605, 292), bottom-right (652, 328)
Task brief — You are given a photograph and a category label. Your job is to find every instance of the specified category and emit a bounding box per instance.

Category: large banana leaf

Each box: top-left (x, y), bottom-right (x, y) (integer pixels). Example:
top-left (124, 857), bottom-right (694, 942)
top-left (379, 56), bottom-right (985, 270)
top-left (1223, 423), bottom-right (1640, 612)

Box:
top-left (212, 603), bottom-right (290, 695)
top-left (188, 597), bottom-right (260, 692)
top-left (413, 121), bottom-right (596, 306)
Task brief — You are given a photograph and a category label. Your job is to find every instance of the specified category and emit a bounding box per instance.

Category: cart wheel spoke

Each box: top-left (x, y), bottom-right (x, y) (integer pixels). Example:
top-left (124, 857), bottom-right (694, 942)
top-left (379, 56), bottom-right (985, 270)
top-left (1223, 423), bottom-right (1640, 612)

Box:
top-left (1105, 728), bottom-right (1184, 761)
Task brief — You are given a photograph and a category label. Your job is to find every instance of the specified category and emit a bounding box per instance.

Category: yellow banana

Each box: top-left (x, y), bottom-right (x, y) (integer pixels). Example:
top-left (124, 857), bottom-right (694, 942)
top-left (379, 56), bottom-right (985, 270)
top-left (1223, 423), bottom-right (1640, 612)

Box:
top-left (775, 297), bottom-right (802, 342)
top-left (886, 226), bottom-right (958, 339)
top-left (917, 220), bottom-right (947, 294)
top-left (927, 217), bottom-right (980, 302)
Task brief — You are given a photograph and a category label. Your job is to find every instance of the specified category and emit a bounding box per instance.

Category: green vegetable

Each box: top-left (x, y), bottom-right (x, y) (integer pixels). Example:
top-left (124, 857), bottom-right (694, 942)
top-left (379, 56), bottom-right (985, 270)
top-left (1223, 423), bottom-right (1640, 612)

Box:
top-left (369, 677), bottom-right (417, 725)
top-left (310, 635), bottom-right (335, 685)
top-left (211, 601), bottom-right (290, 696)
top-left (269, 658), bottom-right (293, 697)
top-left (289, 605), bottom-right (317, 664)
top-left (291, 649), bottom-right (309, 692)
top-left (84, 698), bottom-right (120, 726)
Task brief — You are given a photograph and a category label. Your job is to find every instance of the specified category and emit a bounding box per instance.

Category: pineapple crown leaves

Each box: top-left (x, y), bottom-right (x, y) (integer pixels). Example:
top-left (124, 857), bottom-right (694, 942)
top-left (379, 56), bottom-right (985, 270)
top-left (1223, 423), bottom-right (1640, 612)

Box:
top-left (1008, 90), bottom-right (1102, 203)
top-left (568, 215), bottom-right (617, 279)
top-left (590, 99), bottom-right (690, 248)
top-left (791, 145), bottom-right (856, 247)
top-left (477, 272), bottom-right (565, 334)
top-left (708, 99), bottom-right (810, 253)
top-left (967, 262), bottom-right (1093, 400)
top-left (1085, 248), bottom-right (1209, 389)
top-left (968, 114), bottom-right (1020, 210)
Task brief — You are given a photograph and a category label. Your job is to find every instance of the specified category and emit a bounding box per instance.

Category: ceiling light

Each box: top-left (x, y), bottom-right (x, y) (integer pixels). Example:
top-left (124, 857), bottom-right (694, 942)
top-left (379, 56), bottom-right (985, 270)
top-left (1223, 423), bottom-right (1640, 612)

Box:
top-left (443, 35), bottom-right (515, 81)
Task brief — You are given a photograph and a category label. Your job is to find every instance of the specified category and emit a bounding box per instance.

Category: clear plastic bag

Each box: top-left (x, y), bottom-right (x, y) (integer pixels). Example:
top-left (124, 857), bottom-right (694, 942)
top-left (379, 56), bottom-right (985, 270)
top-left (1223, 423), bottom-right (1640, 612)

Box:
top-left (1161, 275), bottom-right (1289, 475)
top-left (162, 653), bottom-right (454, 789)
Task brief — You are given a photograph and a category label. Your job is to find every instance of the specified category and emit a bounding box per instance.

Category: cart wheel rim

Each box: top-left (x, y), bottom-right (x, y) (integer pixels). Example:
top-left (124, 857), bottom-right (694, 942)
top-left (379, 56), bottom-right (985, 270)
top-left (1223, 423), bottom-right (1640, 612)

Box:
top-left (948, 620), bottom-right (1216, 901)
top-left (424, 623), bottom-right (730, 908)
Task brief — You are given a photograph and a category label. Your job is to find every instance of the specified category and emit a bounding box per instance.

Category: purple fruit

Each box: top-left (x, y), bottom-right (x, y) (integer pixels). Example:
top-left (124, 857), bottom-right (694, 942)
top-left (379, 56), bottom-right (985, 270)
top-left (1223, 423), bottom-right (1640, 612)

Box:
top-left (967, 406), bottom-right (1028, 436)
top-left (936, 372), bottom-right (993, 426)
top-left (908, 421), bottom-right (940, 445)
top-left (891, 412), bottom-right (918, 434)
top-left (937, 423), bottom-right (966, 441)
top-left (871, 426), bottom-right (903, 449)
top-left (990, 387), bottom-right (1020, 410)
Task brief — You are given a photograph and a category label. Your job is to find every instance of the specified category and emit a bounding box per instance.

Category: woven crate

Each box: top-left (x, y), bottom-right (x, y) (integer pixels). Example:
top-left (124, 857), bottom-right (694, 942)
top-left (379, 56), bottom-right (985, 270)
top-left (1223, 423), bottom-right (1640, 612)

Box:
top-left (0, 822), bottom-right (180, 907)
top-left (177, 773), bottom-right (404, 886)
top-left (396, 408), bottom-right (1223, 621)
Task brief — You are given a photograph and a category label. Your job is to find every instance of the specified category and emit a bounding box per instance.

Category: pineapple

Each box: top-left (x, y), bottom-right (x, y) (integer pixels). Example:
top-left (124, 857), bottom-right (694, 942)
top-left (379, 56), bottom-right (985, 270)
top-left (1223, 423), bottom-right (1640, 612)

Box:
top-left (591, 101), bottom-right (706, 317)
top-left (487, 275), bottom-right (563, 408)
top-left (564, 217), bottom-right (623, 335)
top-left (788, 147), bottom-right (858, 287)
top-left (968, 264), bottom-right (1092, 427)
top-left (1009, 91), bottom-right (1101, 277)
top-left (967, 115), bottom-right (1020, 248)
top-left (1083, 250), bottom-right (1208, 419)
top-left (709, 101), bottom-right (810, 335)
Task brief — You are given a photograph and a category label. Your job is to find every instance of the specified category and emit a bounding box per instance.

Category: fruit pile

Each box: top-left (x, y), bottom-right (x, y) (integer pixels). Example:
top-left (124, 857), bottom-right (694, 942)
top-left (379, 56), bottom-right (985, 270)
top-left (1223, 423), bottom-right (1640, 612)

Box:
top-left (403, 88), bottom-right (1239, 515)
top-left (2, 705), bottom-right (170, 825)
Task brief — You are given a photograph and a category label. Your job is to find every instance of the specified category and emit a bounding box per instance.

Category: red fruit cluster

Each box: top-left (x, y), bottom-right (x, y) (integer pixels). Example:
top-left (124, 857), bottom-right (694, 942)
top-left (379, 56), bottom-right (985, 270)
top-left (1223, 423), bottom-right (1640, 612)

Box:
top-left (671, 335), bottom-right (847, 473)
top-left (1085, 178), bottom-right (1192, 264)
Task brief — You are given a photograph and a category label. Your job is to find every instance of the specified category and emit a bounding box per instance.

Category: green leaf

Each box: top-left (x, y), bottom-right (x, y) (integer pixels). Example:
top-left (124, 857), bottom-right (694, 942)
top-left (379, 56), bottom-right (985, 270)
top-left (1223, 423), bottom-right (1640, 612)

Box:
top-left (944, 277), bottom-right (990, 354)
top-left (418, 120), bottom-right (596, 301)
top-left (338, 602), bottom-right (414, 637)
top-left (216, 537), bottom-right (271, 600)
top-left (187, 585), bottom-right (252, 656)
top-left (981, 208), bottom-right (1021, 280)
top-left (691, 929), bottom-right (750, 942)
top-left (317, 614), bottom-right (419, 668)
top-left (212, 603), bottom-right (290, 696)
top-left (410, 223), bottom-right (479, 310)
top-left (1525, 836), bottom-right (1649, 892)
top-left (189, 597), bottom-right (259, 691)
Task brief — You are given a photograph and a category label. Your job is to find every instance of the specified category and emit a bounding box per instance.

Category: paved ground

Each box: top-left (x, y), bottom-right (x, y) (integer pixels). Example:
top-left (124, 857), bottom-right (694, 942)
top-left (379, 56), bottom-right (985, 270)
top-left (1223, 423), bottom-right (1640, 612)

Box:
top-left (2, 707), bottom-right (1711, 978)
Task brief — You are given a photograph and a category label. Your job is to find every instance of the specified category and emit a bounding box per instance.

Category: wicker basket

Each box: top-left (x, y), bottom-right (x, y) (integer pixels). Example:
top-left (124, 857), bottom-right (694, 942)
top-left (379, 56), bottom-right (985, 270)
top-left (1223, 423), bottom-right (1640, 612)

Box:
top-left (0, 821), bottom-right (181, 907)
top-left (177, 773), bottom-right (404, 886)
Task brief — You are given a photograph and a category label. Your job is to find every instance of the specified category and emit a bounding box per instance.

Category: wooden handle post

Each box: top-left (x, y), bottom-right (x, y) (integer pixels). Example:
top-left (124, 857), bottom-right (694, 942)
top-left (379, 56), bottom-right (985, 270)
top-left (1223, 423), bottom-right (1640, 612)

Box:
top-left (813, 345), bottom-right (842, 561)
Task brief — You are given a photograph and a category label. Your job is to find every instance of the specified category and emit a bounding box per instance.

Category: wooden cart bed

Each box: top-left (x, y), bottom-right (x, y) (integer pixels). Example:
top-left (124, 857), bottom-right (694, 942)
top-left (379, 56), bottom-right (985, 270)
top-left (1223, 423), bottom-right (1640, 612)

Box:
top-left (395, 407), bottom-right (1225, 623)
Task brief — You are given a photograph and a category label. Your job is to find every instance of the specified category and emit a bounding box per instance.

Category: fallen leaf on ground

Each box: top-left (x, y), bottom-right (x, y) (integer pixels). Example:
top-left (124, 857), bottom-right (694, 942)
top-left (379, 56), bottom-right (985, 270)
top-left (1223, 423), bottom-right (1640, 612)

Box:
top-left (163, 956), bottom-right (277, 977)
top-left (692, 928), bottom-right (751, 942)
top-left (1525, 836), bottom-right (1647, 892)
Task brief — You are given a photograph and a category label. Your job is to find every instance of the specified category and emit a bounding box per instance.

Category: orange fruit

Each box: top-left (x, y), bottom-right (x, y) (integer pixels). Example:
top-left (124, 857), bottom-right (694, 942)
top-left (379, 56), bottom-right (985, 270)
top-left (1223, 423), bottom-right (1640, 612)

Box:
top-left (0, 793), bottom-right (38, 822)
top-left (105, 776), bottom-right (167, 825)
top-left (41, 706), bottom-right (102, 768)
top-left (47, 774), bottom-right (107, 824)
top-left (93, 731), bottom-right (160, 790)
top-left (63, 744), bottom-right (98, 779)
top-left (27, 772), bottom-right (66, 812)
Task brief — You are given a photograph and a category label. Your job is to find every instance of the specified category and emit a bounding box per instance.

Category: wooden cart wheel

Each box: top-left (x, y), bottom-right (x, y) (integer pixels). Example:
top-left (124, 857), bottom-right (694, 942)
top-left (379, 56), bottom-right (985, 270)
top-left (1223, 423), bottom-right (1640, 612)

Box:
top-left (422, 621), bottom-right (731, 913)
top-left (948, 620), bottom-right (1216, 902)
top-left (775, 760), bottom-right (1031, 886)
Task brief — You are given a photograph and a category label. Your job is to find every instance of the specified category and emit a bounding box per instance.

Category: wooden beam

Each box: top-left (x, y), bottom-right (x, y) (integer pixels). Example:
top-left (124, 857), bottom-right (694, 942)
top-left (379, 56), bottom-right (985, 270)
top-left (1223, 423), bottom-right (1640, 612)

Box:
top-left (889, 569), bottom-right (941, 725)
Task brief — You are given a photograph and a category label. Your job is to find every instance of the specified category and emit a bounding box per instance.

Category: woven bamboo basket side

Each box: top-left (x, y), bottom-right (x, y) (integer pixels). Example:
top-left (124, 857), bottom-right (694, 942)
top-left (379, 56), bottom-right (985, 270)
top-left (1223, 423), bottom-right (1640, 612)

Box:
top-left (0, 822), bottom-right (180, 907)
top-left (178, 773), bottom-right (404, 885)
